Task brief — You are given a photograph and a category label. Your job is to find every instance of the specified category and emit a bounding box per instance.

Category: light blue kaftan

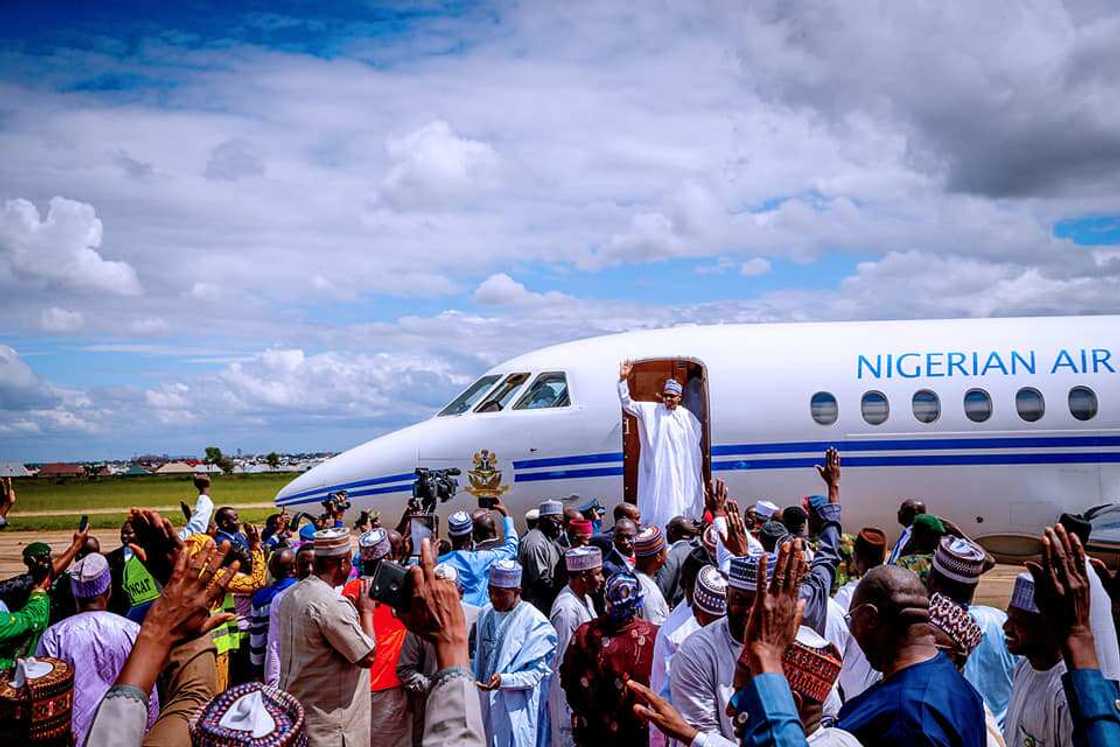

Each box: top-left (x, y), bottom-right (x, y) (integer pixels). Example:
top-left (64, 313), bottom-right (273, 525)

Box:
top-left (474, 600), bottom-right (558, 747)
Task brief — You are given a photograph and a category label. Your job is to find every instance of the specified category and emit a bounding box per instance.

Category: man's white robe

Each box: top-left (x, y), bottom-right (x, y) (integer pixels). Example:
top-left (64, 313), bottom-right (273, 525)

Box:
top-left (618, 380), bottom-right (704, 533)
top-left (547, 586), bottom-right (596, 747)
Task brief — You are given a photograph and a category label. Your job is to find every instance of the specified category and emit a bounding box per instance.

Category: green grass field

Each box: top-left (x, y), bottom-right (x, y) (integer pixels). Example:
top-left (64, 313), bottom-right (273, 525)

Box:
top-left (5, 473), bottom-right (294, 531)
top-left (19, 508), bottom-right (279, 532)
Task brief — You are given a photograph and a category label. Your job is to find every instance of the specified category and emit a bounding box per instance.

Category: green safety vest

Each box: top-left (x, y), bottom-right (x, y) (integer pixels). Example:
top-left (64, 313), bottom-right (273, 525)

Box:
top-left (123, 555), bottom-right (161, 610)
top-left (212, 594), bottom-right (244, 655)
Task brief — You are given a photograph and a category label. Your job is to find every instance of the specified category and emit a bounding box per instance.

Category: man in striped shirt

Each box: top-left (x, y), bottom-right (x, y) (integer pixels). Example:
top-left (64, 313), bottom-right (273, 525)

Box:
top-left (249, 547), bottom-right (298, 677)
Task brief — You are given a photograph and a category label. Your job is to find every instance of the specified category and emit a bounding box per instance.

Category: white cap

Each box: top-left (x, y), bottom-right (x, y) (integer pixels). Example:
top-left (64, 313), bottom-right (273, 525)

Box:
top-left (489, 559), bottom-right (522, 589)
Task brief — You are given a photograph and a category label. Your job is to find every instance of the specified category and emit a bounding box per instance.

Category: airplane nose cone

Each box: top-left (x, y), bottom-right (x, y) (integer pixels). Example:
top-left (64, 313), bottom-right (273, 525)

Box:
top-left (275, 425), bottom-right (423, 508)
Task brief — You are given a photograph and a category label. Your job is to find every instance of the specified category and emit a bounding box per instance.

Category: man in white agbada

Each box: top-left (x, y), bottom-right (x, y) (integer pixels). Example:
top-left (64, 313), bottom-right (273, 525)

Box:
top-left (474, 559), bottom-right (558, 747)
top-left (618, 361), bottom-right (704, 534)
top-left (1002, 572), bottom-right (1074, 747)
top-left (548, 547), bottom-right (604, 747)
top-left (649, 563), bottom-right (726, 747)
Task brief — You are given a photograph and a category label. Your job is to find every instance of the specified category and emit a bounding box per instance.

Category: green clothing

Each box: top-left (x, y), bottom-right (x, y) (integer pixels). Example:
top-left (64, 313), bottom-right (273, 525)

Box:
top-left (0, 590), bottom-right (50, 669)
top-left (123, 554), bottom-right (160, 610)
top-left (897, 553), bottom-right (934, 586)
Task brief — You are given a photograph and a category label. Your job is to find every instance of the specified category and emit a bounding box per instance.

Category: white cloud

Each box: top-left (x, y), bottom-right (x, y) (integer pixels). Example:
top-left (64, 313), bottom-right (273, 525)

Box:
top-left (40, 307), bottom-right (85, 333)
top-left (190, 282), bottom-right (221, 302)
top-left (0, 197), bottom-right (142, 295)
top-left (740, 258), bottom-right (772, 277)
top-left (472, 273), bottom-right (572, 306)
top-left (379, 120), bottom-right (501, 210)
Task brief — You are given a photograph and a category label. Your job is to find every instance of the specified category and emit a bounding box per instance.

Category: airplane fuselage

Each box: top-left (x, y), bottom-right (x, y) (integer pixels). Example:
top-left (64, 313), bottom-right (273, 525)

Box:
top-left (276, 315), bottom-right (1120, 560)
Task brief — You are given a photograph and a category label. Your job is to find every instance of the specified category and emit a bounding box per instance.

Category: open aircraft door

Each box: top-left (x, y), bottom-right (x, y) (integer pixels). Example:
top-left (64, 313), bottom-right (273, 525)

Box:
top-left (622, 358), bottom-right (711, 505)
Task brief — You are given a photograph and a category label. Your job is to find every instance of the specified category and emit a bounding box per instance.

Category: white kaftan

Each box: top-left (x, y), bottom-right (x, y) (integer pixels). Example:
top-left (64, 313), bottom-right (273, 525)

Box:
top-left (548, 586), bottom-right (596, 747)
top-left (650, 599), bottom-right (702, 747)
top-left (638, 571), bottom-right (671, 626)
top-left (618, 380), bottom-right (704, 534)
top-left (1003, 659), bottom-right (1073, 747)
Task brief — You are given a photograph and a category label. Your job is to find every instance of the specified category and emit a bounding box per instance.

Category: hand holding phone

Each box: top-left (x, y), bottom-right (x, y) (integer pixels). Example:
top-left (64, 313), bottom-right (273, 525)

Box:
top-left (78, 514), bottom-right (89, 533)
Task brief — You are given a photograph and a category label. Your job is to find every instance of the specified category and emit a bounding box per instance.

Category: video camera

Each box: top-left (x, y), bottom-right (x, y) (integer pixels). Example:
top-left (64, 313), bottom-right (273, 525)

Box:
top-left (321, 489), bottom-right (352, 515)
top-left (410, 467), bottom-right (461, 514)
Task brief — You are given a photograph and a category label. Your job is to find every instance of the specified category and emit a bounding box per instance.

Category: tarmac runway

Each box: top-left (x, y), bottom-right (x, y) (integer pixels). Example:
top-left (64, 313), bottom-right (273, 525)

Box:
top-left (0, 528), bottom-right (1024, 610)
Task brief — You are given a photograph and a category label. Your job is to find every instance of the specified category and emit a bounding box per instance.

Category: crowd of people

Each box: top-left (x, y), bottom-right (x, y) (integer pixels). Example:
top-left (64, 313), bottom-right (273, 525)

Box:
top-left (2, 457), bottom-right (1120, 747)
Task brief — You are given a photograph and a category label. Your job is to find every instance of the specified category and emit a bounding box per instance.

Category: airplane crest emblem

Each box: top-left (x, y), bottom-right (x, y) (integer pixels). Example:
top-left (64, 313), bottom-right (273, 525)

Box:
top-left (466, 449), bottom-right (510, 498)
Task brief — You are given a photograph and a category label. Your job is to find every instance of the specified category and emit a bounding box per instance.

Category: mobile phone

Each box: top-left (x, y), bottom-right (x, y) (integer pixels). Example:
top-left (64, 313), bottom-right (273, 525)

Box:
top-left (78, 515), bottom-right (89, 533)
top-left (369, 560), bottom-right (411, 611)
top-left (478, 496), bottom-right (497, 509)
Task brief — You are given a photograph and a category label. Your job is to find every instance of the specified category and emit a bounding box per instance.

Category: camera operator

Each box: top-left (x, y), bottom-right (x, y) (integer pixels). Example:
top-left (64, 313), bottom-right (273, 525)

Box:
top-left (437, 499), bottom-right (520, 607)
top-left (322, 491), bottom-right (351, 529)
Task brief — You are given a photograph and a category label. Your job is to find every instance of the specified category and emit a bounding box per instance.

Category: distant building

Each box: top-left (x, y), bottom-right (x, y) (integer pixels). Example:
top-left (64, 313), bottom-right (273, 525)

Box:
top-left (0, 462), bottom-right (31, 477)
top-left (153, 461), bottom-right (197, 475)
top-left (37, 463), bottom-right (86, 479)
top-left (122, 463), bottom-right (151, 477)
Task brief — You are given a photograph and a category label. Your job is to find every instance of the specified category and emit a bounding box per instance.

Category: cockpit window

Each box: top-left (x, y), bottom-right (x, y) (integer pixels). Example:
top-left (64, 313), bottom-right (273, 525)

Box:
top-left (514, 372), bottom-right (570, 410)
top-left (475, 373), bottom-right (531, 413)
top-left (438, 375), bottom-right (501, 416)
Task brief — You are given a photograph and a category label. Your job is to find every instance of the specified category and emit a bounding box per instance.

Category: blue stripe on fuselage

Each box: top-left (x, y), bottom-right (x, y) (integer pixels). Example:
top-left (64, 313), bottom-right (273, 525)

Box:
top-left (275, 433), bottom-right (1120, 502)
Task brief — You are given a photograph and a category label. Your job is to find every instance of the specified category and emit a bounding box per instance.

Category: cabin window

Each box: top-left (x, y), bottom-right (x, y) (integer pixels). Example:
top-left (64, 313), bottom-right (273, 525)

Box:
top-left (514, 372), bottom-right (571, 410)
top-left (438, 375), bottom-right (501, 416)
top-left (1068, 386), bottom-right (1098, 421)
top-left (810, 391), bottom-right (838, 425)
top-left (861, 390), bottom-right (889, 425)
top-left (475, 373), bottom-right (531, 413)
top-left (963, 389), bottom-right (992, 422)
top-left (912, 389), bottom-right (940, 424)
top-left (1015, 387), bottom-right (1045, 422)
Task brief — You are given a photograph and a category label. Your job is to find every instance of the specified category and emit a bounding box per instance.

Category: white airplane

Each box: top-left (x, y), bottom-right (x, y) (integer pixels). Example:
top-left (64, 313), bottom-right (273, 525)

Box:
top-left (275, 314), bottom-right (1120, 561)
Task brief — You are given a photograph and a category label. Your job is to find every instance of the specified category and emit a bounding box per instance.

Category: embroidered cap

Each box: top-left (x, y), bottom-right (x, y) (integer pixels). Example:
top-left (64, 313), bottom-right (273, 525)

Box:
top-left (447, 511), bottom-right (473, 537)
top-left (489, 559), bottom-right (522, 589)
top-left (728, 553), bottom-right (774, 592)
top-left (692, 565), bottom-right (727, 617)
top-left (565, 546), bottom-right (602, 573)
top-left (357, 528), bottom-right (390, 561)
top-left (1009, 572), bottom-right (1040, 614)
top-left (932, 536), bottom-right (988, 585)
top-left (928, 592), bottom-right (983, 654)
top-left (68, 553), bottom-right (111, 599)
top-left (701, 523), bottom-right (720, 556)
top-left (192, 682), bottom-right (306, 746)
top-left (634, 526), bottom-right (667, 558)
top-left (539, 500), bottom-right (563, 517)
top-left (663, 378), bottom-right (683, 395)
top-left (312, 527), bottom-right (351, 558)
top-left (782, 626), bottom-right (842, 704)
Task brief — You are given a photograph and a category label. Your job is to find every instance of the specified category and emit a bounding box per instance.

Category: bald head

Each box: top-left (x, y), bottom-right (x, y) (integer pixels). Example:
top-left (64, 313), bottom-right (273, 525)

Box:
top-left (614, 502), bottom-right (641, 525)
top-left (849, 565), bottom-right (933, 672)
top-left (269, 548), bottom-right (296, 580)
top-left (471, 509), bottom-right (498, 543)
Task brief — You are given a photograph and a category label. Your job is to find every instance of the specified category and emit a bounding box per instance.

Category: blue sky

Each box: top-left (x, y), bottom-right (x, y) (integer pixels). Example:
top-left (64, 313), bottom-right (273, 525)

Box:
top-left (2, 1), bottom-right (1120, 461)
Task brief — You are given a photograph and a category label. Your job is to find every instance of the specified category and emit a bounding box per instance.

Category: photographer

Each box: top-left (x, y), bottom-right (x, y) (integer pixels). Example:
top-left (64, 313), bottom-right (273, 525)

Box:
top-left (437, 500), bottom-right (519, 607)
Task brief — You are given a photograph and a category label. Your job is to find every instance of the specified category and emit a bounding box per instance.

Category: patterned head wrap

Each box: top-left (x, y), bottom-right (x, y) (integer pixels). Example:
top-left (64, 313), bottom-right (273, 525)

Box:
top-left (928, 592), bottom-right (983, 654)
top-left (782, 626), bottom-right (843, 704)
top-left (605, 572), bottom-right (644, 622)
top-left (192, 682), bottom-right (307, 746)
top-left (357, 528), bottom-right (390, 561)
